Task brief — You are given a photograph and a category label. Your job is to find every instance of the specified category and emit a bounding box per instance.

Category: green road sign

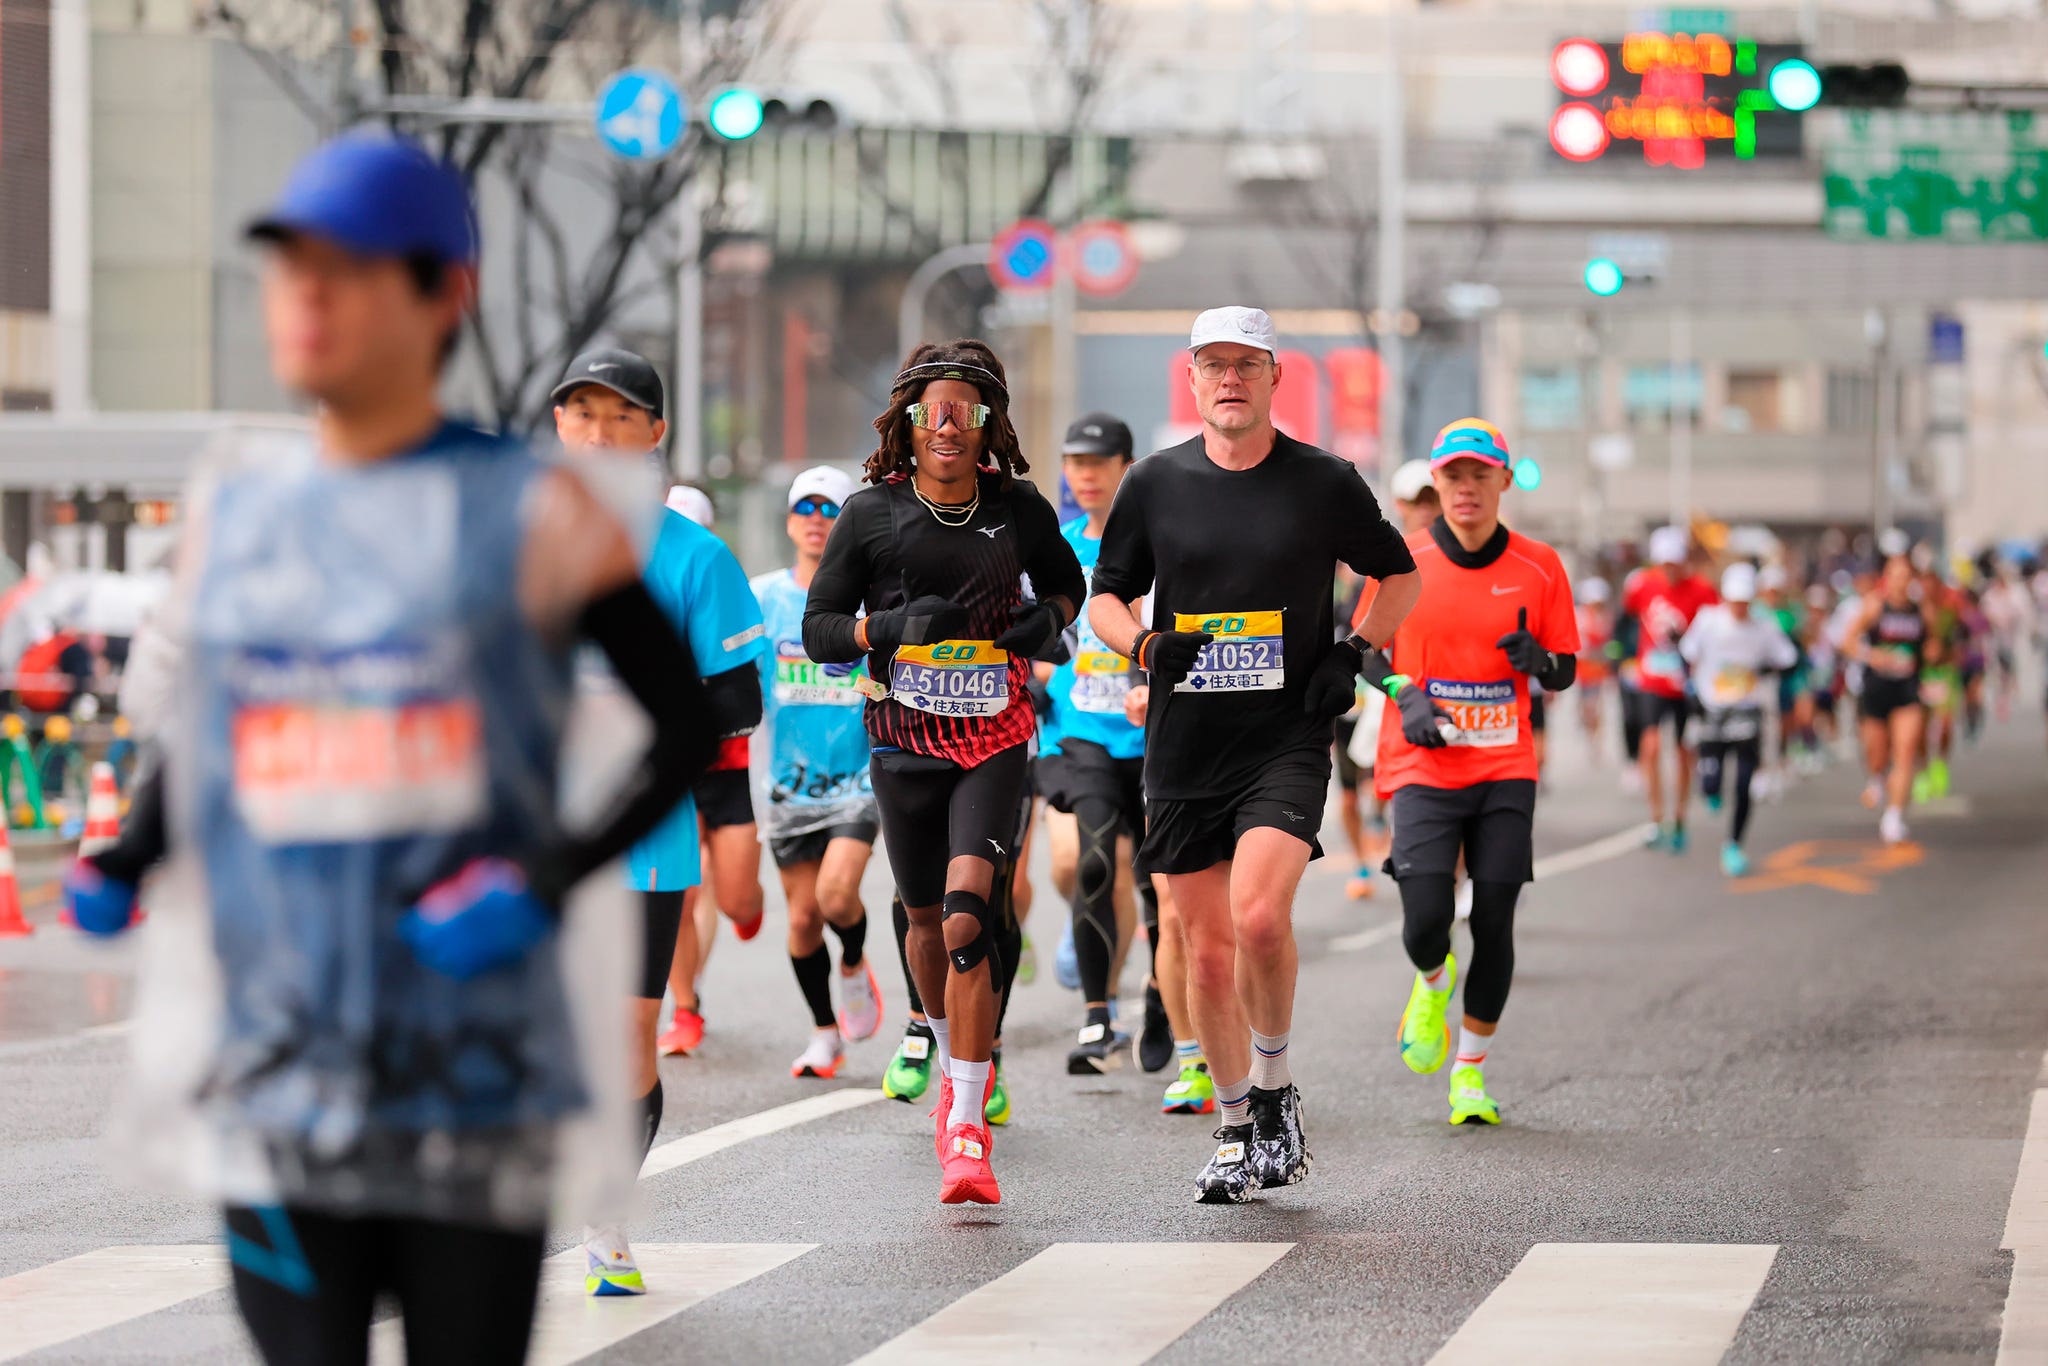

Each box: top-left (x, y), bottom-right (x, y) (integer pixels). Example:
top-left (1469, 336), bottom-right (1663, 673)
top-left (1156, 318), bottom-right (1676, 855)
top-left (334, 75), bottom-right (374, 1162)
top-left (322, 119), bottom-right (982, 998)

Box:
top-left (1823, 110), bottom-right (2048, 241)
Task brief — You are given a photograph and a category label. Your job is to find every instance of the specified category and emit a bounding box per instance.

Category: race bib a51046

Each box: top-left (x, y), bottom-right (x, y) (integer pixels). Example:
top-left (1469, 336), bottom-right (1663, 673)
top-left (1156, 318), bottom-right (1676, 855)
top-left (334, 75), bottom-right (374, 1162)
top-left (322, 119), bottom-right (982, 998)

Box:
top-left (1172, 611), bottom-right (1284, 694)
top-left (1426, 677), bottom-right (1518, 747)
top-left (889, 641), bottom-right (1010, 717)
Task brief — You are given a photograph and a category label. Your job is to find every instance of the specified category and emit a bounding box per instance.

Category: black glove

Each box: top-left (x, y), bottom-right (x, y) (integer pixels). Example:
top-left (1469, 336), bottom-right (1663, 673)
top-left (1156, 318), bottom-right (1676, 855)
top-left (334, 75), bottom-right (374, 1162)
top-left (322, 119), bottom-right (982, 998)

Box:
top-left (994, 600), bottom-right (1065, 660)
top-left (1494, 607), bottom-right (1553, 676)
top-left (1131, 628), bottom-right (1213, 691)
top-left (1304, 637), bottom-right (1364, 720)
top-left (1390, 676), bottom-right (1454, 748)
top-left (865, 595), bottom-right (968, 650)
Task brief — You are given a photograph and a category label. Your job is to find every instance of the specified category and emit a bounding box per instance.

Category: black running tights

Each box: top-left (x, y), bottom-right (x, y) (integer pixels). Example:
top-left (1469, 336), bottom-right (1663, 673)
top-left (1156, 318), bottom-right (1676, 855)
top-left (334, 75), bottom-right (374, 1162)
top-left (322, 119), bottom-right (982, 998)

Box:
top-left (1699, 738), bottom-right (1760, 843)
top-left (1070, 793), bottom-right (1123, 1005)
top-left (225, 1205), bottom-right (543, 1366)
top-left (1398, 874), bottom-right (1521, 1025)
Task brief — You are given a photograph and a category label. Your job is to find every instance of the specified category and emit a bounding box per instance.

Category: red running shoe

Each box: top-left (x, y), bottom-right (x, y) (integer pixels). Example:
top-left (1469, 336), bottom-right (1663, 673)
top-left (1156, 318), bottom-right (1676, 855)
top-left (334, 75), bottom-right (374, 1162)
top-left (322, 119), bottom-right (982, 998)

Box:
top-left (730, 907), bottom-right (765, 942)
top-left (939, 1122), bottom-right (1000, 1205)
top-left (656, 1005), bottom-right (704, 1056)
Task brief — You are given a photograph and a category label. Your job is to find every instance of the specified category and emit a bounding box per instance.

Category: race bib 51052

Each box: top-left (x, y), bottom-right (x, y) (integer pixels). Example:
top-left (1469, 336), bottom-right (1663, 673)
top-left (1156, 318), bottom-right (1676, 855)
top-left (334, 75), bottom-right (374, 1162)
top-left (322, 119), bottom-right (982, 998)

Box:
top-left (1172, 610), bottom-right (1284, 694)
top-left (889, 640), bottom-right (1010, 717)
top-left (1426, 677), bottom-right (1518, 748)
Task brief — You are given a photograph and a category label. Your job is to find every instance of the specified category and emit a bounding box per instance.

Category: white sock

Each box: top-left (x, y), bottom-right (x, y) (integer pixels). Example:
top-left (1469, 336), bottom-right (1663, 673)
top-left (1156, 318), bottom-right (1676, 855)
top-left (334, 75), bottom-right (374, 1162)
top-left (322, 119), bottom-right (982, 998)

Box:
top-left (1249, 1029), bottom-right (1291, 1089)
top-left (948, 1058), bottom-right (989, 1128)
top-left (1174, 1038), bottom-right (1203, 1065)
top-left (1456, 1025), bottom-right (1492, 1069)
top-left (927, 1016), bottom-right (951, 1079)
top-left (1216, 1077), bottom-right (1253, 1127)
top-left (1422, 962), bottom-right (1451, 993)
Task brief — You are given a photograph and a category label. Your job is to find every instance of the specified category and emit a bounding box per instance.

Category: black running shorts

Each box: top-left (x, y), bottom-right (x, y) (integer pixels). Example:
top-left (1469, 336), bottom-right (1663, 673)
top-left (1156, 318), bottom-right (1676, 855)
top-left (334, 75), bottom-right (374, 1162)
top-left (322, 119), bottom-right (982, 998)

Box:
top-left (767, 815), bottom-right (880, 871)
top-left (1629, 690), bottom-right (1690, 736)
top-left (1035, 738), bottom-right (1144, 832)
top-left (1385, 779), bottom-right (1537, 886)
top-left (1141, 749), bottom-right (1329, 876)
top-left (694, 768), bottom-right (755, 830)
top-left (869, 743), bottom-right (1031, 907)
top-left (1859, 677), bottom-right (1922, 722)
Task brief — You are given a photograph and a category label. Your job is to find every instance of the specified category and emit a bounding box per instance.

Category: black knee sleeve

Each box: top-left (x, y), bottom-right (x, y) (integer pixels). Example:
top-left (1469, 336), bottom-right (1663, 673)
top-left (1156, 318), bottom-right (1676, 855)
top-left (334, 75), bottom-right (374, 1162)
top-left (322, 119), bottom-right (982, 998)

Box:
top-left (943, 889), bottom-right (995, 974)
top-left (1462, 881), bottom-right (1521, 1024)
top-left (1398, 873), bottom-right (1457, 973)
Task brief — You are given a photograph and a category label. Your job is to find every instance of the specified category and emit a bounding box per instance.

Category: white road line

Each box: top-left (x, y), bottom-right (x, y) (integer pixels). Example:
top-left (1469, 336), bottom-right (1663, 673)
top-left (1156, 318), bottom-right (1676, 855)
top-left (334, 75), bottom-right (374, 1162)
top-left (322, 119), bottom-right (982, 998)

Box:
top-left (0, 1245), bottom-right (228, 1362)
top-left (1998, 1086), bottom-right (2048, 1364)
top-left (639, 1087), bottom-right (886, 1179)
top-left (0, 1019), bottom-right (133, 1061)
top-left (1529, 825), bottom-right (1656, 881)
top-left (852, 1242), bottom-right (1293, 1365)
top-left (368, 1243), bottom-right (813, 1366)
top-left (1428, 1242), bottom-right (1778, 1366)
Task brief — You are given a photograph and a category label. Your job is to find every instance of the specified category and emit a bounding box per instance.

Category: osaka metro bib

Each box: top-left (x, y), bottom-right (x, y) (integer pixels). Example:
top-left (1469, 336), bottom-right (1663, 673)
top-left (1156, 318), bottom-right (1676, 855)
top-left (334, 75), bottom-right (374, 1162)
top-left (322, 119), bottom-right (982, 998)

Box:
top-left (1172, 610), bottom-right (1285, 694)
top-left (890, 640), bottom-right (1011, 717)
top-left (1426, 677), bottom-right (1518, 747)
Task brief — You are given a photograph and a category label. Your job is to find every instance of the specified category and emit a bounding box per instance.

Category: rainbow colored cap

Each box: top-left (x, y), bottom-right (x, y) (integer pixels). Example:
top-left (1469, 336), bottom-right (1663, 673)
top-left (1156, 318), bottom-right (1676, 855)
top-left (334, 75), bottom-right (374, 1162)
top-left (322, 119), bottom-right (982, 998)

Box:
top-left (1429, 418), bottom-right (1511, 469)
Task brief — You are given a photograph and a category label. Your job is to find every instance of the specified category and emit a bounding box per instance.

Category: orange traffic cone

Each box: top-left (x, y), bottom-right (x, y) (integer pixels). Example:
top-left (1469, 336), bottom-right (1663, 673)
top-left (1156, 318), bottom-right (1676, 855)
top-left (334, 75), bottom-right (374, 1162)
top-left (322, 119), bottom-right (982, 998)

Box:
top-left (0, 813), bottom-right (30, 938)
top-left (80, 762), bottom-right (120, 857)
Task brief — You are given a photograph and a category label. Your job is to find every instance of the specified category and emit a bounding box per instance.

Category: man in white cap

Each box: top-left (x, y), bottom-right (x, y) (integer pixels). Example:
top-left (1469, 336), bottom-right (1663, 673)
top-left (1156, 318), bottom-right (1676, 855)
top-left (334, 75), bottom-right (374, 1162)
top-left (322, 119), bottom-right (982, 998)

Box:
top-left (1679, 564), bottom-right (1798, 876)
top-left (749, 465), bottom-right (885, 1079)
top-left (1089, 305), bottom-right (1420, 1202)
top-left (1388, 458), bottom-right (1441, 536)
top-left (1621, 526), bottom-right (1718, 851)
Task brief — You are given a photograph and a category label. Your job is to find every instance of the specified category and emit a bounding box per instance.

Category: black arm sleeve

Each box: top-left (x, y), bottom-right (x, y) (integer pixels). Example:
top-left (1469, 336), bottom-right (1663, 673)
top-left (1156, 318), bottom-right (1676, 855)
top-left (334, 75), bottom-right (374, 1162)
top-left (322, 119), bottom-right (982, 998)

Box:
top-left (530, 578), bottom-right (718, 907)
top-left (703, 664), bottom-right (763, 738)
top-left (1019, 487), bottom-right (1087, 617)
top-left (86, 746), bottom-right (166, 885)
top-left (1535, 652), bottom-right (1577, 693)
top-left (803, 495), bottom-right (879, 664)
top-left (1332, 463), bottom-right (1417, 581)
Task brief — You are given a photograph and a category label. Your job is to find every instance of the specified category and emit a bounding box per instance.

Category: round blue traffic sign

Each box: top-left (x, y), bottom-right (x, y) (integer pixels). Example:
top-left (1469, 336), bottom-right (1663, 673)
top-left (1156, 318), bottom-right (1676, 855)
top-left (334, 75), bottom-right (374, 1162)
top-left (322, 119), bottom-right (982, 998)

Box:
top-left (595, 69), bottom-right (685, 161)
top-left (1070, 220), bottom-right (1139, 298)
top-left (989, 220), bottom-right (1057, 292)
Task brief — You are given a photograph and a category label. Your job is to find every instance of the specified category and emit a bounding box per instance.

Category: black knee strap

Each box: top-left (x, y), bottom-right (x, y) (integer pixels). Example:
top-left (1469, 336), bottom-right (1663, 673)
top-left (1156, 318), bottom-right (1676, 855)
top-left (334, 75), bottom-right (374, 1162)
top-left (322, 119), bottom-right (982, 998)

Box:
top-left (943, 889), bottom-right (994, 974)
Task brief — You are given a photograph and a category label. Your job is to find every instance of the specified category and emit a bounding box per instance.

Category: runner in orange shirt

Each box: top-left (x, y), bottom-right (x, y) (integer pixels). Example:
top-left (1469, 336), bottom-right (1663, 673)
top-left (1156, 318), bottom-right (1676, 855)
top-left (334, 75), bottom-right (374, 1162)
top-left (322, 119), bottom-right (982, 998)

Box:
top-left (1372, 420), bottom-right (1579, 1125)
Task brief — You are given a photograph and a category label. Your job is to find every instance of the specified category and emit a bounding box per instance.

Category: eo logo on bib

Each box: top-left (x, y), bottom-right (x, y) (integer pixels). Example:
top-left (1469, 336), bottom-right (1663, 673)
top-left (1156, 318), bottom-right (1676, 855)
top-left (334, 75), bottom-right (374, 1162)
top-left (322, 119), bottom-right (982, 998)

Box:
top-left (1173, 611), bottom-right (1284, 693)
top-left (890, 641), bottom-right (1010, 717)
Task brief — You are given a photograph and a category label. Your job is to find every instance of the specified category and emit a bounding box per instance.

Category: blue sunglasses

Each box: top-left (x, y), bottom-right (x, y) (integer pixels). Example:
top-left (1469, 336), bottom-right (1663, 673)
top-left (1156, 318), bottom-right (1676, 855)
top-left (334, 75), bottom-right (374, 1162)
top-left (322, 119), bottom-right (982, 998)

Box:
top-left (792, 498), bottom-right (841, 519)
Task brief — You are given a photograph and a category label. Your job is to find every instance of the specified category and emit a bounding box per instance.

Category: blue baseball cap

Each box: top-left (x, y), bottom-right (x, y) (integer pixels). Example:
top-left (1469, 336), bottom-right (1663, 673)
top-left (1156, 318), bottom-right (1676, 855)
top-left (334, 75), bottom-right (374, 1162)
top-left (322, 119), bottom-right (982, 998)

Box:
top-left (247, 131), bottom-right (477, 266)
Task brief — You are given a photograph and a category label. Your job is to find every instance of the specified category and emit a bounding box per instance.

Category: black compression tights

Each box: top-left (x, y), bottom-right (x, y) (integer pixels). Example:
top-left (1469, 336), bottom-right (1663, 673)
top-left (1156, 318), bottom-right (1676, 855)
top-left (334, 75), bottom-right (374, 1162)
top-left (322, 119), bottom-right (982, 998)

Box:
top-left (1398, 874), bottom-right (1521, 1025)
top-left (1070, 795), bottom-right (1122, 1005)
top-left (1699, 740), bottom-right (1760, 844)
top-left (893, 893), bottom-right (1020, 1033)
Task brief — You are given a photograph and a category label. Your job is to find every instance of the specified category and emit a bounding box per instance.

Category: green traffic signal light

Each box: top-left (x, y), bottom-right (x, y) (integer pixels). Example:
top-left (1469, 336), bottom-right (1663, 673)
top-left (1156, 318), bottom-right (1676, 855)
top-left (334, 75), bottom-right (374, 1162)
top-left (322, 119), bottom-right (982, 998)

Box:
top-left (1583, 258), bottom-right (1624, 297)
top-left (707, 87), bottom-right (766, 140)
top-left (1768, 59), bottom-right (1822, 112)
top-left (1513, 458), bottom-right (1543, 491)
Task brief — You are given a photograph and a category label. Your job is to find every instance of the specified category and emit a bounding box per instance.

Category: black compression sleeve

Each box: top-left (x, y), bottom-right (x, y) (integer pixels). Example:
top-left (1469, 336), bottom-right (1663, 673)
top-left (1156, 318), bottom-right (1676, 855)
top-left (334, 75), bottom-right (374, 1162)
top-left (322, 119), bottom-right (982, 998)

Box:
top-left (532, 579), bottom-right (718, 906)
top-left (702, 664), bottom-right (763, 738)
top-left (87, 748), bottom-right (166, 885)
top-left (802, 495), bottom-right (875, 664)
top-left (1534, 652), bottom-right (1577, 693)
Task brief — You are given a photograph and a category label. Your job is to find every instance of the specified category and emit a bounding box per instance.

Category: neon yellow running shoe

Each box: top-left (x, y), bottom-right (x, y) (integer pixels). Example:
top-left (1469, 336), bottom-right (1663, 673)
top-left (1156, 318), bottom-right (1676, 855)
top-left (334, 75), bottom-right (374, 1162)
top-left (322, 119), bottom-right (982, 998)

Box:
top-left (1448, 1064), bottom-right (1500, 1125)
top-left (582, 1226), bottom-right (646, 1296)
top-left (1928, 756), bottom-right (1951, 799)
top-left (985, 1054), bottom-right (1011, 1127)
top-left (1397, 953), bottom-right (1457, 1074)
top-left (1162, 1060), bottom-right (1216, 1115)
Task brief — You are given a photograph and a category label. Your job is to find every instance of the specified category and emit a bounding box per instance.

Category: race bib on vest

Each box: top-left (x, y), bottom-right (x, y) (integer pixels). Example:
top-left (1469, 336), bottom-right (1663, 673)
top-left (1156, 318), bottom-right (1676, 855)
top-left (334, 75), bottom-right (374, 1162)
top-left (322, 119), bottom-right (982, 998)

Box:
top-left (772, 639), bottom-right (866, 706)
top-left (1070, 649), bottom-right (1132, 713)
top-left (1172, 611), bottom-right (1284, 694)
top-left (1706, 664), bottom-right (1758, 707)
top-left (889, 641), bottom-right (1010, 717)
top-left (1427, 678), bottom-right (1518, 748)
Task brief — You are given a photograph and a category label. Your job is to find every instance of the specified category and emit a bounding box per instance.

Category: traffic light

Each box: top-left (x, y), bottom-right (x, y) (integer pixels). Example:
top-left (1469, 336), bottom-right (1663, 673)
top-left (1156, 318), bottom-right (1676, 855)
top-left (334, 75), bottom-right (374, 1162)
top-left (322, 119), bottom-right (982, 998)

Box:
top-left (1817, 62), bottom-right (1910, 108)
top-left (1583, 258), bottom-right (1625, 297)
top-left (1512, 458), bottom-right (1543, 492)
top-left (704, 88), bottom-right (841, 140)
top-left (1766, 58), bottom-right (1822, 113)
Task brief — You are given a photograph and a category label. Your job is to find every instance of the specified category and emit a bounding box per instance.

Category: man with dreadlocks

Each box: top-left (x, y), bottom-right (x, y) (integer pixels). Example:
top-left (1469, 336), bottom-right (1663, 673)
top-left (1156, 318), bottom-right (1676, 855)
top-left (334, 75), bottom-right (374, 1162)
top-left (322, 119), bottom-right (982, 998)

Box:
top-left (804, 339), bottom-right (1086, 1205)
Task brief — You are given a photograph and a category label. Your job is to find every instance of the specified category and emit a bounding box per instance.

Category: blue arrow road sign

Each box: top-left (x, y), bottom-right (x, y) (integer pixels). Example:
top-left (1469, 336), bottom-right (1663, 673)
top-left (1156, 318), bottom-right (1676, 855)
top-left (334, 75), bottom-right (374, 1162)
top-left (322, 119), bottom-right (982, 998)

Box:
top-left (595, 70), bottom-right (685, 160)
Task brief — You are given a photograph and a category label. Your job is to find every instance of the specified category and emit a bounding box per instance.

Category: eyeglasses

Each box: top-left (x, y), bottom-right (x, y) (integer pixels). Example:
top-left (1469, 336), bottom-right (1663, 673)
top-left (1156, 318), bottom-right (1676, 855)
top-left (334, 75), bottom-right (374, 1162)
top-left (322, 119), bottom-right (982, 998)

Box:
top-left (792, 498), bottom-right (841, 519)
top-left (908, 400), bottom-right (991, 432)
top-left (1194, 356), bottom-right (1273, 381)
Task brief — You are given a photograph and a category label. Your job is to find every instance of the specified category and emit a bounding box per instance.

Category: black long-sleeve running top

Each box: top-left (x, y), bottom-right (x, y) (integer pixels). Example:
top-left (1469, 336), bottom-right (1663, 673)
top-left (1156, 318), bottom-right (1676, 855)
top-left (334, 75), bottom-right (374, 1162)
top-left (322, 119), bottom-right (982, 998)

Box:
top-left (804, 472), bottom-right (1086, 767)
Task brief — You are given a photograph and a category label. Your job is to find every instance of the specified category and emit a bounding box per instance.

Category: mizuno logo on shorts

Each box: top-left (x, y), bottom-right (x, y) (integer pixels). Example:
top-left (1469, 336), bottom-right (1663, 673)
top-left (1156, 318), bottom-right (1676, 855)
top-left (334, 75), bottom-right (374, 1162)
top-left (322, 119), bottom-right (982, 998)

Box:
top-left (988, 838), bottom-right (1004, 853)
top-left (1282, 810), bottom-right (1304, 822)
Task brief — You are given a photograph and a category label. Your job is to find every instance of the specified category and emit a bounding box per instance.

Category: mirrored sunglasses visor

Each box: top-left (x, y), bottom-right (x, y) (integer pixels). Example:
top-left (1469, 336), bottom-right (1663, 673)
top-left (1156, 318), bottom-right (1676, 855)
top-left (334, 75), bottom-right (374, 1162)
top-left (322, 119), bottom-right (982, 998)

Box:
top-left (907, 401), bottom-right (991, 432)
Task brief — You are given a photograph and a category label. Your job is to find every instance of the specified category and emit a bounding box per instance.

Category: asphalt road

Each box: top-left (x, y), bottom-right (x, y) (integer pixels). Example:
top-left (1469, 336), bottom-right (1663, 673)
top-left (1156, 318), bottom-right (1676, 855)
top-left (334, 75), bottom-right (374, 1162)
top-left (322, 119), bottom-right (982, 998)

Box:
top-left (3, 700), bottom-right (2046, 1364)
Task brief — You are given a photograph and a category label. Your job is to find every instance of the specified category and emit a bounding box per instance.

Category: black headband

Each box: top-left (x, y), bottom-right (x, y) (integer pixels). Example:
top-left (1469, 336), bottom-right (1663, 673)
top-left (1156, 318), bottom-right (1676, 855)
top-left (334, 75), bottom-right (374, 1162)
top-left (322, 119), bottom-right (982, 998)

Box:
top-left (895, 360), bottom-right (1009, 402)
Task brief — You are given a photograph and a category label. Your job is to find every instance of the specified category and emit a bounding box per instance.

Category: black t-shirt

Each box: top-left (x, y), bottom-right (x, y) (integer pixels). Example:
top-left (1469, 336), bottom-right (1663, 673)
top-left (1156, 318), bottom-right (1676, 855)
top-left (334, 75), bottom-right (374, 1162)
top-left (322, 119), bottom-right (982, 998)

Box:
top-left (803, 471), bottom-right (1086, 767)
top-left (1091, 432), bottom-right (1415, 799)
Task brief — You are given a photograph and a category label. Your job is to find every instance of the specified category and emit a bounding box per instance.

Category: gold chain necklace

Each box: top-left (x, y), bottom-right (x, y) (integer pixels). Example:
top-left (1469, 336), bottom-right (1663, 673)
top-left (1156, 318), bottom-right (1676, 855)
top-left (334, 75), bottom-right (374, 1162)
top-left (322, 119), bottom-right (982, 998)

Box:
top-left (912, 480), bottom-right (979, 527)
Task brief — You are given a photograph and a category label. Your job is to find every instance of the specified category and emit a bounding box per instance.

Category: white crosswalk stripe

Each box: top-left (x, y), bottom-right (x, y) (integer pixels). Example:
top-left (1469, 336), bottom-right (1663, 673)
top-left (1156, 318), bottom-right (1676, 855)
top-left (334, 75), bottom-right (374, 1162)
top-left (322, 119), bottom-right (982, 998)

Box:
top-left (0, 1244), bottom-right (229, 1363)
top-left (1428, 1242), bottom-right (1779, 1366)
top-left (366, 1242), bottom-right (813, 1366)
top-left (1997, 1086), bottom-right (2048, 1364)
top-left (851, 1242), bottom-right (1294, 1365)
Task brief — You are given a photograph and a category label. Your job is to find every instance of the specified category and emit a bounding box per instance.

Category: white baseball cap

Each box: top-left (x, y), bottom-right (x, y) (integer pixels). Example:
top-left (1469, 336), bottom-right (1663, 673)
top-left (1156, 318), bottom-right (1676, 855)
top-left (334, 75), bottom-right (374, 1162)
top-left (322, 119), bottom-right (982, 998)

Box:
top-left (1389, 458), bottom-right (1433, 505)
top-left (1648, 525), bottom-right (1689, 566)
top-left (1721, 563), bottom-right (1759, 603)
top-left (1579, 577), bottom-right (1612, 605)
top-left (666, 485), bottom-right (714, 527)
top-left (1188, 306), bottom-right (1278, 359)
top-left (787, 465), bottom-right (856, 511)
